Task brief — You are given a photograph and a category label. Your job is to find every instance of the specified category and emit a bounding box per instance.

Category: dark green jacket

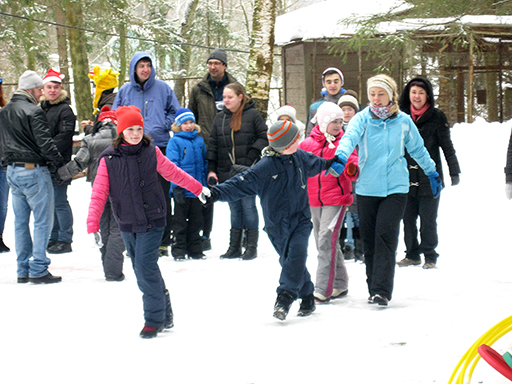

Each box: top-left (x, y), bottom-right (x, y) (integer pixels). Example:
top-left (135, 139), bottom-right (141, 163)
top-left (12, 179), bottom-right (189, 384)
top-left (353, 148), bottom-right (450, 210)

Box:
top-left (188, 72), bottom-right (238, 148)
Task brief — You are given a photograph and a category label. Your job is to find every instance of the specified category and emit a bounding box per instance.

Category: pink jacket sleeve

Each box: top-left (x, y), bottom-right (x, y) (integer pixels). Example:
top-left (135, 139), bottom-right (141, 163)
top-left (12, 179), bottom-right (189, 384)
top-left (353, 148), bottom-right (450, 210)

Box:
top-left (155, 147), bottom-right (203, 196)
top-left (86, 157), bottom-right (110, 234)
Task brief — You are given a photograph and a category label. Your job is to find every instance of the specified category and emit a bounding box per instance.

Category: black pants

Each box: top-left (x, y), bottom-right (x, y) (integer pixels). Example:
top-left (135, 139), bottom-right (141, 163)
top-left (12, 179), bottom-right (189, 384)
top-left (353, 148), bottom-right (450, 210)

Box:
top-left (158, 146), bottom-right (173, 247)
top-left (202, 201), bottom-right (214, 239)
top-left (358, 193), bottom-right (407, 301)
top-left (402, 194), bottom-right (440, 263)
top-left (99, 199), bottom-right (125, 279)
top-left (172, 197), bottom-right (204, 257)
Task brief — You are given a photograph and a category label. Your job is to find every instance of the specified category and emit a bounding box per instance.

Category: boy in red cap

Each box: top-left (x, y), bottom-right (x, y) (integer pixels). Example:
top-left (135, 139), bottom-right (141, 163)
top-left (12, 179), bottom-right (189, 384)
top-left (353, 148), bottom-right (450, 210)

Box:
top-left (87, 105), bottom-right (211, 338)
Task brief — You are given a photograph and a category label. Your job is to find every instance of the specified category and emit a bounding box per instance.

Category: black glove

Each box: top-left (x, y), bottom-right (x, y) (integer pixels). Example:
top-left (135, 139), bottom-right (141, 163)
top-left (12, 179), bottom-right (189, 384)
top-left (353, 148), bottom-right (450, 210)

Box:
top-left (173, 186), bottom-right (186, 205)
top-left (208, 176), bottom-right (218, 186)
top-left (206, 189), bottom-right (219, 207)
top-left (451, 175), bottom-right (460, 186)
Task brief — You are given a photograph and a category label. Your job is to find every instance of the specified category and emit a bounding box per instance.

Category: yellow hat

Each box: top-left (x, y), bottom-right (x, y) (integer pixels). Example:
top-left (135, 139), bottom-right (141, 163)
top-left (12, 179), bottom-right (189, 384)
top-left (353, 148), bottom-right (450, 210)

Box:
top-left (88, 66), bottom-right (119, 114)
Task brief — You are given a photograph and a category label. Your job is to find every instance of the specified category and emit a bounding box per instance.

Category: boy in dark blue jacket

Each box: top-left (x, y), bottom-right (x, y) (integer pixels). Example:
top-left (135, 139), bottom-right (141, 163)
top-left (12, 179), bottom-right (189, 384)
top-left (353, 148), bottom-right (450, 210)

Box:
top-left (166, 108), bottom-right (208, 260)
top-left (209, 120), bottom-right (343, 320)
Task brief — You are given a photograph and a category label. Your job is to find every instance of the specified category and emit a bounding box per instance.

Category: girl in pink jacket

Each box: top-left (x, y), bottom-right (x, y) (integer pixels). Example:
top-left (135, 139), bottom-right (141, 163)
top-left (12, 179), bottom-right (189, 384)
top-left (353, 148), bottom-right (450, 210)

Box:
top-left (299, 102), bottom-right (358, 302)
top-left (87, 105), bottom-right (209, 338)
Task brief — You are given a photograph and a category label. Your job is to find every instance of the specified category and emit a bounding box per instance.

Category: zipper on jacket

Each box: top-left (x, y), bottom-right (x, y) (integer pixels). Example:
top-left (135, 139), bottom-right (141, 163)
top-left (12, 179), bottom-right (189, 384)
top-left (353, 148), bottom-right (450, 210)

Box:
top-left (182, 148), bottom-right (187, 160)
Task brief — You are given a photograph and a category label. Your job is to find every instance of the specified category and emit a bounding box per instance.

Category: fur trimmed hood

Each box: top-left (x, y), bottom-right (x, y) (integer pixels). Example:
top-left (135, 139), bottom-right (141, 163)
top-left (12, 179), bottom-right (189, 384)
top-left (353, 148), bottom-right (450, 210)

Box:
top-left (40, 89), bottom-right (69, 105)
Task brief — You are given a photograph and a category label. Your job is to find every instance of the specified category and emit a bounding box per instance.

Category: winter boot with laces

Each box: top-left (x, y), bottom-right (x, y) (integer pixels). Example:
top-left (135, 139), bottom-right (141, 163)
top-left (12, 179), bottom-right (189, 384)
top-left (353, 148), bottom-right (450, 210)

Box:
top-left (297, 294), bottom-right (316, 317)
top-left (273, 291), bottom-right (295, 321)
top-left (220, 229), bottom-right (243, 259)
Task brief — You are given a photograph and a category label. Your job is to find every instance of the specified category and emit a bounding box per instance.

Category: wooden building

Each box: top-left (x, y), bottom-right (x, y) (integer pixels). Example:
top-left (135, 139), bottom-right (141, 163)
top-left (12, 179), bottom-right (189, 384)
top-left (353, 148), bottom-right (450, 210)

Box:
top-left (275, 2), bottom-right (512, 124)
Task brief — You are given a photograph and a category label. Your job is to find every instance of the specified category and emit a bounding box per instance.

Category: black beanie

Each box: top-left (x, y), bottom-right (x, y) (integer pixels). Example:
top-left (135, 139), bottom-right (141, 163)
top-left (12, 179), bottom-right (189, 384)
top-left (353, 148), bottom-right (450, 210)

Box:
top-left (207, 49), bottom-right (228, 66)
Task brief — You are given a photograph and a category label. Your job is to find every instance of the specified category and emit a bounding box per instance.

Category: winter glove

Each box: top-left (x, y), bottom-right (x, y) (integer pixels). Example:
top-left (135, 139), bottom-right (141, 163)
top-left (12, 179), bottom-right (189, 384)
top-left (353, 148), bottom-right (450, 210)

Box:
top-left (451, 175), bottom-right (460, 186)
top-left (198, 186), bottom-right (211, 204)
top-left (325, 155), bottom-right (346, 177)
top-left (208, 176), bottom-right (218, 186)
top-left (173, 186), bottom-right (186, 205)
top-left (205, 188), bottom-right (219, 207)
top-left (506, 183), bottom-right (512, 200)
top-left (93, 232), bottom-right (103, 248)
top-left (346, 162), bottom-right (358, 177)
top-left (428, 171), bottom-right (442, 198)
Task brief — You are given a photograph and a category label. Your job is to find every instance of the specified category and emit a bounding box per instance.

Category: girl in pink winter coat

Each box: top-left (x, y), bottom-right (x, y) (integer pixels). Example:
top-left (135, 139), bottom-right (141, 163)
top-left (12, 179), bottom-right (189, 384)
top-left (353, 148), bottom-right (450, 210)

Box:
top-left (87, 105), bottom-right (210, 339)
top-left (299, 102), bottom-right (358, 302)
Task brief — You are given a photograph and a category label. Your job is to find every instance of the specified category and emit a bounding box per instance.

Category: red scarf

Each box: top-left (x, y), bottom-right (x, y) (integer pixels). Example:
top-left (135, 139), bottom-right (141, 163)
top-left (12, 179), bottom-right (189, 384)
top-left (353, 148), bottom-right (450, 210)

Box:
top-left (410, 102), bottom-right (430, 122)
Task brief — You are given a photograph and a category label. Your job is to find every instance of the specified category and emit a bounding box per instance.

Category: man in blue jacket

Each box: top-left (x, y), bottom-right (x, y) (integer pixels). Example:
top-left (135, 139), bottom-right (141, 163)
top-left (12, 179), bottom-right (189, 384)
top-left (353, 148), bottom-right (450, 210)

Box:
top-left (113, 52), bottom-right (181, 255)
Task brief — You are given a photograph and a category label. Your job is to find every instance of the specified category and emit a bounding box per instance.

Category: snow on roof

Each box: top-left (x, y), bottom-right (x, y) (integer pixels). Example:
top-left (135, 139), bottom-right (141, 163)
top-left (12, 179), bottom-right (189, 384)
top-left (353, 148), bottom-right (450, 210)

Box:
top-left (274, 0), bottom-right (410, 45)
top-left (275, 1), bottom-right (512, 45)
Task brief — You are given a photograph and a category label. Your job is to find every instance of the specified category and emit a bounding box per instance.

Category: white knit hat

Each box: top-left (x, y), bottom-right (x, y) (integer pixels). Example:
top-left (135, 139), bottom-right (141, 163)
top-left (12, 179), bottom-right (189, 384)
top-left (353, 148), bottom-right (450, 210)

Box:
top-left (276, 105), bottom-right (297, 123)
top-left (18, 71), bottom-right (43, 90)
top-left (316, 102), bottom-right (344, 134)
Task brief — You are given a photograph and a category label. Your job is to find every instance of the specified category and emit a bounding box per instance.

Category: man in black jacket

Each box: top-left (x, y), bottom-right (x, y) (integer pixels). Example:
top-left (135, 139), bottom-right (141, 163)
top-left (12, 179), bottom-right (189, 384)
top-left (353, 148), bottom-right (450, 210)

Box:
top-left (188, 48), bottom-right (238, 251)
top-left (41, 69), bottom-right (77, 254)
top-left (0, 70), bottom-right (64, 284)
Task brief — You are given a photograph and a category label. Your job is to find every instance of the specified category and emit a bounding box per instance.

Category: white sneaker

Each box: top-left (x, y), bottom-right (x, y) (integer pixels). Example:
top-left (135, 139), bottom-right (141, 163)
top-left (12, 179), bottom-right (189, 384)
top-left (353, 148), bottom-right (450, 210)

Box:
top-left (313, 292), bottom-right (330, 303)
top-left (331, 288), bottom-right (348, 299)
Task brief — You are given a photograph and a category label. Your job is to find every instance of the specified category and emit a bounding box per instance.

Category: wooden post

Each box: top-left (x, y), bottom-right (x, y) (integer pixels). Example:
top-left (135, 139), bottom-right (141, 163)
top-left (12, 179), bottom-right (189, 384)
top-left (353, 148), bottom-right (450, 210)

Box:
top-left (468, 39), bottom-right (474, 123)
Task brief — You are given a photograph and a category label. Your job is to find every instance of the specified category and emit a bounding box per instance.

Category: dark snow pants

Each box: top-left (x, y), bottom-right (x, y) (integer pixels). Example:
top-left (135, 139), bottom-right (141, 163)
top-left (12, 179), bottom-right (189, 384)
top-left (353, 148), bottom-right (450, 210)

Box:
top-left (172, 197), bottom-right (204, 257)
top-left (358, 193), bottom-right (407, 301)
top-left (99, 199), bottom-right (125, 279)
top-left (267, 216), bottom-right (314, 300)
top-left (402, 194), bottom-right (440, 263)
top-left (121, 227), bottom-right (167, 328)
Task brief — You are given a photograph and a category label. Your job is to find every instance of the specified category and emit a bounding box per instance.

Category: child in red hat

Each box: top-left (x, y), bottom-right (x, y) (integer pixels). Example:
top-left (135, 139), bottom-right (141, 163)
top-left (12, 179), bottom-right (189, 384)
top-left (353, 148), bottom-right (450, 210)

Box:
top-left (86, 105), bottom-right (211, 338)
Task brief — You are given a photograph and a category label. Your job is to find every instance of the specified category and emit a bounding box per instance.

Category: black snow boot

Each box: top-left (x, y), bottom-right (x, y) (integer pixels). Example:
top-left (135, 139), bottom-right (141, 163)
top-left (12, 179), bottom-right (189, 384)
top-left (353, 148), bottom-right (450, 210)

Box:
top-left (273, 291), bottom-right (295, 321)
top-left (220, 229), bottom-right (243, 259)
top-left (241, 229), bottom-right (258, 260)
top-left (297, 294), bottom-right (316, 317)
top-left (0, 235), bottom-right (10, 253)
top-left (164, 289), bottom-right (174, 329)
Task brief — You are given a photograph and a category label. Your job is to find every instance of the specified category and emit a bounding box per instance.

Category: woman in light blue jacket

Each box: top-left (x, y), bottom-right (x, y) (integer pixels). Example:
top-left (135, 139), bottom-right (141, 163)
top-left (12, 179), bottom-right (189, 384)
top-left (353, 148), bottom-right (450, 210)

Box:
top-left (333, 74), bottom-right (441, 306)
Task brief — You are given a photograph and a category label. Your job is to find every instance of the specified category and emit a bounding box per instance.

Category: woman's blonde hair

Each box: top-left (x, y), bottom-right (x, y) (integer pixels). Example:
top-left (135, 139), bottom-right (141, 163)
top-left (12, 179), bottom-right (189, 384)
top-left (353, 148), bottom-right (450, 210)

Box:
top-left (225, 83), bottom-right (251, 132)
top-left (171, 122), bottom-right (201, 133)
top-left (367, 74), bottom-right (400, 114)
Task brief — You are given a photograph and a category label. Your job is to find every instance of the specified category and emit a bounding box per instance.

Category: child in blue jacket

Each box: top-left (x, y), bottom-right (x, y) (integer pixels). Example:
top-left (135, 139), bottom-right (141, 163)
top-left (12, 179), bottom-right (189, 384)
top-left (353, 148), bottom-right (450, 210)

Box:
top-left (166, 109), bottom-right (208, 260)
top-left (209, 120), bottom-right (343, 321)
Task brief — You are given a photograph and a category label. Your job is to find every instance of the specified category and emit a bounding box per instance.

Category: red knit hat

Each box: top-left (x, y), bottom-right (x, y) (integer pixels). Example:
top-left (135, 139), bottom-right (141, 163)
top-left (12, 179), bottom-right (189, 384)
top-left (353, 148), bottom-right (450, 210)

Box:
top-left (116, 105), bottom-right (144, 134)
top-left (97, 106), bottom-right (117, 125)
top-left (43, 69), bottom-right (65, 85)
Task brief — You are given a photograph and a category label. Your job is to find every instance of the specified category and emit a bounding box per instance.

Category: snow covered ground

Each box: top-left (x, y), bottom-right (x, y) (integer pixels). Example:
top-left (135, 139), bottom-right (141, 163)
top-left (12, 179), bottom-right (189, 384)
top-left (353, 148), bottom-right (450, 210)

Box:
top-left (1, 118), bottom-right (512, 384)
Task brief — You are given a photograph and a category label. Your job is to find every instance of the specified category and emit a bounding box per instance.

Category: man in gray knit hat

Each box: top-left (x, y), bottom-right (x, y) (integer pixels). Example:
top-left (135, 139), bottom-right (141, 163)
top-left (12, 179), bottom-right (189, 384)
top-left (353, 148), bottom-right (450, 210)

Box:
top-left (188, 48), bottom-right (238, 251)
top-left (0, 70), bottom-right (64, 284)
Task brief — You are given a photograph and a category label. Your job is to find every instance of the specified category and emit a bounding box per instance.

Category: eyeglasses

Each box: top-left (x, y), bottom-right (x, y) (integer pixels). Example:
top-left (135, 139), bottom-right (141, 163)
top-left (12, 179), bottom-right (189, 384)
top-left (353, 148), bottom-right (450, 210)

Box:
top-left (207, 61), bottom-right (223, 67)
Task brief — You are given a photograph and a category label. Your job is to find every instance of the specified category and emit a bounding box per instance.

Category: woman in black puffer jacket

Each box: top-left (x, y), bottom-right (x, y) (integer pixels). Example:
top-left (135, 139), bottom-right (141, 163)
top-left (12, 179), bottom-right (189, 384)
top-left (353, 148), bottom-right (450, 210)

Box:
top-left (397, 77), bottom-right (461, 269)
top-left (206, 83), bottom-right (268, 260)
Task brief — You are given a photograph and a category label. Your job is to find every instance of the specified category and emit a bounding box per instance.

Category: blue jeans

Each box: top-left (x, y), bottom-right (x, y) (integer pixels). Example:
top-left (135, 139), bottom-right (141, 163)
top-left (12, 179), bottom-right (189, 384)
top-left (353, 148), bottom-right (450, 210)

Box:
top-left (227, 196), bottom-right (259, 230)
top-left (7, 165), bottom-right (54, 278)
top-left (121, 227), bottom-right (167, 327)
top-left (0, 167), bottom-right (9, 234)
top-left (50, 184), bottom-right (73, 243)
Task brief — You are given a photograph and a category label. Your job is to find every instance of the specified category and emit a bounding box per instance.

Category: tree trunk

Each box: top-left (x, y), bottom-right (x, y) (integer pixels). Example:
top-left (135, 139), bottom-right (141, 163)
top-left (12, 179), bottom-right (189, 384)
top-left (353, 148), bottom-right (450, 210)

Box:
top-left (66, 0), bottom-right (91, 123)
top-left (54, 2), bottom-right (70, 95)
top-left (246, 0), bottom-right (277, 119)
top-left (175, 0), bottom-right (200, 106)
top-left (484, 51), bottom-right (498, 122)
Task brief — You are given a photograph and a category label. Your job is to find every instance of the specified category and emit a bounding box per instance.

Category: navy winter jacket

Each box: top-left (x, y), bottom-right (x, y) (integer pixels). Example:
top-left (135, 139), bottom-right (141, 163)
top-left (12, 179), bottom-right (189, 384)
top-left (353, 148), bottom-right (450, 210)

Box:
top-left (212, 148), bottom-right (326, 236)
top-left (166, 130), bottom-right (207, 198)
top-left (113, 52), bottom-right (181, 147)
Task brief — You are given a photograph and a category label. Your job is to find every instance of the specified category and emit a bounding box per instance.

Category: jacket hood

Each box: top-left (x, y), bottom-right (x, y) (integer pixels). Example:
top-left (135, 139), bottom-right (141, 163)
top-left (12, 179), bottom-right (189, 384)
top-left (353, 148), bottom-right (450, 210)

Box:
top-left (398, 76), bottom-right (435, 115)
top-left (129, 52), bottom-right (156, 90)
top-left (174, 130), bottom-right (198, 140)
top-left (40, 90), bottom-right (69, 105)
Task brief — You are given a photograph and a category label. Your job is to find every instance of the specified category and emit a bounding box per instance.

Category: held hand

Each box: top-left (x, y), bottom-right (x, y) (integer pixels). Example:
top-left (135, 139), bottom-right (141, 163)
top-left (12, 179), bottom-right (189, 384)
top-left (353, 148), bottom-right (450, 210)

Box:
top-left (324, 155), bottom-right (347, 177)
top-left (198, 186), bottom-right (211, 204)
top-left (428, 171), bottom-right (442, 198)
top-left (346, 162), bottom-right (358, 177)
top-left (93, 232), bottom-right (103, 248)
top-left (451, 175), bottom-right (460, 186)
top-left (206, 189), bottom-right (219, 207)
top-left (506, 183), bottom-right (512, 200)
top-left (207, 172), bottom-right (218, 187)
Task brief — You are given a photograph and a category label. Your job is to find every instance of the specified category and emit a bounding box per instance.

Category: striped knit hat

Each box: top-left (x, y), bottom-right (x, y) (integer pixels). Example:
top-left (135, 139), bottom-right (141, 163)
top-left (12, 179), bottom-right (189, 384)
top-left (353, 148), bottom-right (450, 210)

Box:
top-left (268, 120), bottom-right (300, 152)
top-left (175, 108), bottom-right (196, 126)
